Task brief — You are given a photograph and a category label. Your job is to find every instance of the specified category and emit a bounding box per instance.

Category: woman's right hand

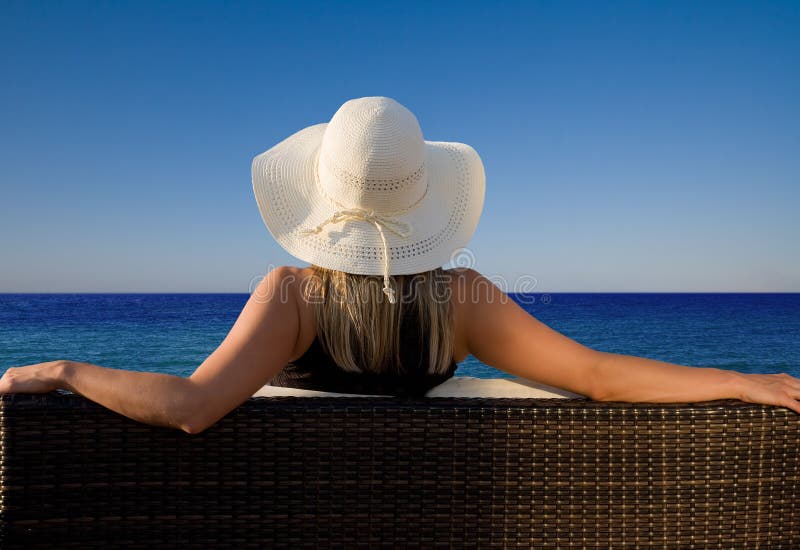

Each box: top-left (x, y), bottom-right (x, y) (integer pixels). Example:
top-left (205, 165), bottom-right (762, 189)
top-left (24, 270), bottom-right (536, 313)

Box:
top-left (735, 372), bottom-right (800, 414)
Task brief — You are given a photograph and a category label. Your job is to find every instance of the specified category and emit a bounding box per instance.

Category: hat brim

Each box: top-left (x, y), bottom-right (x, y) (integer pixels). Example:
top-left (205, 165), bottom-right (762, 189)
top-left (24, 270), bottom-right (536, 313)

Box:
top-left (252, 123), bottom-right (485, 275)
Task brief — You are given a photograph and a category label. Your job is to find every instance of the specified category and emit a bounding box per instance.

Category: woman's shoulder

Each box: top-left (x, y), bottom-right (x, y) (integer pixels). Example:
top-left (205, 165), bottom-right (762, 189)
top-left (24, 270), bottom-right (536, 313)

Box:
top-left (250, 266), bottom-right (317, 311)
top-left (259, 266), bottom-right (316, 289)
top-left (264, 265), bottom-right (314, 279)
top-left (259, 266), bottom-right (317, 359)
top-left (441, 267), bottom-right (502, 305)
top-left (442, 267), bottom-right (482, 285)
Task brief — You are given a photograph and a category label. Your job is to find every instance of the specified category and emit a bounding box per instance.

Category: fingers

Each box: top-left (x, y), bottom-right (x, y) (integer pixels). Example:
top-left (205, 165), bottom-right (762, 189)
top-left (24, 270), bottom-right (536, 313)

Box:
top-left (0, 370), bottom-right (14, 394)
top-left (780, 373), bottom-right (800, 388)
top-left (780, 396), bottom-right (800, 415)
top-left (776, 383), bottom-right (800, 414)
top-left (738, 372), bottom-right (800, 414)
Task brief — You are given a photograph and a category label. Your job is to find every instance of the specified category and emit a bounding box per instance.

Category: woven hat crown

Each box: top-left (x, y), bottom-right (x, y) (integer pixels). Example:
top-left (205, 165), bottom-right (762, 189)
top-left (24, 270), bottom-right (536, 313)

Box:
top-left (318, 97), bottom-right (427, 214)
top-left (251, 95), bottom-right (486, 298)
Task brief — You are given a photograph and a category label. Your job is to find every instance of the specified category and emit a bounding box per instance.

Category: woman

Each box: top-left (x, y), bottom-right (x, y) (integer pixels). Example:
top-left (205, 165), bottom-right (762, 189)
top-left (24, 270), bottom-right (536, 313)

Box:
top-left (2, 96), bottom-right (798, 433)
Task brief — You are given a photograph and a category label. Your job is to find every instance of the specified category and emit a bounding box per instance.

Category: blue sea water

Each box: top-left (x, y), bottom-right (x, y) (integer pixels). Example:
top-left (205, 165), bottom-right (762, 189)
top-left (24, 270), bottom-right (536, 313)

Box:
top-left (0, 293), bottom-right (798, 379)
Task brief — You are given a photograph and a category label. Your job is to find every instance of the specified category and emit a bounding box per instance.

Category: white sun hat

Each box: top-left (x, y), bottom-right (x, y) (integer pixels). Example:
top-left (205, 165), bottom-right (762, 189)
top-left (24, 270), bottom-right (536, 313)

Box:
top-left (251, 96), bottom-right (485, 303)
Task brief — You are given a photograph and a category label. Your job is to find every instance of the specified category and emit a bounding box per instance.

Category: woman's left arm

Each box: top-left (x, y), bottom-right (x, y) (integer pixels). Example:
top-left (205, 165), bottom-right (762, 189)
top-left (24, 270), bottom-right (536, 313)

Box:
top-left (0, 267), bottom-right (300, 434)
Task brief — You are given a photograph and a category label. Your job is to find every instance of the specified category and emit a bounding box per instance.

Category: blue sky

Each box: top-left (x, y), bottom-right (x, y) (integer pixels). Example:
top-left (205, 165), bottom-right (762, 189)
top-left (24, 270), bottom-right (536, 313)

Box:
top-left (1, 1), bottom-right (798, 292)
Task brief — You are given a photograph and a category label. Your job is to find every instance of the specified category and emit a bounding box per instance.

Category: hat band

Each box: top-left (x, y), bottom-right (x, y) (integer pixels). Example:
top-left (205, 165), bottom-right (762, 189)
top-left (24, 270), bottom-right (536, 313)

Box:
top-left (318, 153), bottom-right (428, 214)
top-left (321, 154), bottom-right (427, 190)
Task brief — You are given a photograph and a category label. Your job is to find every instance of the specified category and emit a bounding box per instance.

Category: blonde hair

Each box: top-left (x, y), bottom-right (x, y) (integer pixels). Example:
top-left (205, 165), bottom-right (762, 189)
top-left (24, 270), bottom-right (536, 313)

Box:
top-left (302, 266), bottom-right (454, 376)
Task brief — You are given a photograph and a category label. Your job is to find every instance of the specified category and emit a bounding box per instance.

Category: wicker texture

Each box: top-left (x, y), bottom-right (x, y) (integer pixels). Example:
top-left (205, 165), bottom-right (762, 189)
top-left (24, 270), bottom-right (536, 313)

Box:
top-left (1, 392), bottom-right (798, 548)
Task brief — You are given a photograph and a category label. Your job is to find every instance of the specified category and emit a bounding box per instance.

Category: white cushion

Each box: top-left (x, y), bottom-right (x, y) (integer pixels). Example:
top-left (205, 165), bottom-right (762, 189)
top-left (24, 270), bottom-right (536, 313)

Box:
top-left (253, 376), bottom-right (586, 399)
top-left (425, 376), bottom-right (586, 398)
top-left (252, 385), bottom-right (387, 397)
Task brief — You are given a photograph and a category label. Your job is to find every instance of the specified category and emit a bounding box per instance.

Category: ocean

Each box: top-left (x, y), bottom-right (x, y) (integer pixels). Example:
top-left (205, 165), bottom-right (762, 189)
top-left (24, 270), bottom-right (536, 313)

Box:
top-left (1, 293), bottom-right (798, 380)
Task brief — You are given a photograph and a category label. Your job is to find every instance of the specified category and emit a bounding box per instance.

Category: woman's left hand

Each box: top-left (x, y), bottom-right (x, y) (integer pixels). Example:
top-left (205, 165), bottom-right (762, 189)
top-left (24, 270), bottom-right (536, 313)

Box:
top-left (0, 361), bottom-right (67, 394)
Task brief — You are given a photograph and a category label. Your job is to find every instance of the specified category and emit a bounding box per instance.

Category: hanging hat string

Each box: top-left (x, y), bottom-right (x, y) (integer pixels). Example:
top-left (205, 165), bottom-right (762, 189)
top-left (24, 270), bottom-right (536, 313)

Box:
top-left (300, 208), bottom-right (413, 304)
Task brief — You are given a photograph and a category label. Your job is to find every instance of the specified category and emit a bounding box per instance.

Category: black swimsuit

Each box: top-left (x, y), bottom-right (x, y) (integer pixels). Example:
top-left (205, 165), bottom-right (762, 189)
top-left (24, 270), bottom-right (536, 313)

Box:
top-left (267, 312), bottom-right (457, 397)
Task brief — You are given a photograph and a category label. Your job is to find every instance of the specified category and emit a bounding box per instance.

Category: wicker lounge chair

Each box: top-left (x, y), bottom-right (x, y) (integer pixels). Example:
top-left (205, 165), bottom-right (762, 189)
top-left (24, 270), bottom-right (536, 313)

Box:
top-left (1, 391), bottom-right (798, 548)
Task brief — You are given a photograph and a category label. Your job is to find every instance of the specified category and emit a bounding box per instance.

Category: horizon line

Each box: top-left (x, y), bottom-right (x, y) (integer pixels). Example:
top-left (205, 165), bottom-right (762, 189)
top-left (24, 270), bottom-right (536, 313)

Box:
top-left (1, 291), bottom-right (799, 295)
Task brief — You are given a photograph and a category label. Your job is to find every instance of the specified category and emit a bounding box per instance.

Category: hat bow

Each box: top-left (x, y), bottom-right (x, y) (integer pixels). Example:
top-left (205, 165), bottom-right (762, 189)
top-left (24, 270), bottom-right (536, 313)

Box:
top-left (300, 208), bottom-right (413, 304)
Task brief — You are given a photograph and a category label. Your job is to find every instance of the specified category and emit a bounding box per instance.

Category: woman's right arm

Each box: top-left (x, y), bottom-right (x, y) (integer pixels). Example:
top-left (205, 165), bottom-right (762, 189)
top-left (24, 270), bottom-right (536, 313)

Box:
top-left (458, 269), bottom-right (800, 413)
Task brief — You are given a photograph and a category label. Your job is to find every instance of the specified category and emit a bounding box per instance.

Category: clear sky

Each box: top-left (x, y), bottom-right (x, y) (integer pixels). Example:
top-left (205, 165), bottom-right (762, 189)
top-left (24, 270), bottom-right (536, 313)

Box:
top-left (1, 1), bottom-right (798, 292)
